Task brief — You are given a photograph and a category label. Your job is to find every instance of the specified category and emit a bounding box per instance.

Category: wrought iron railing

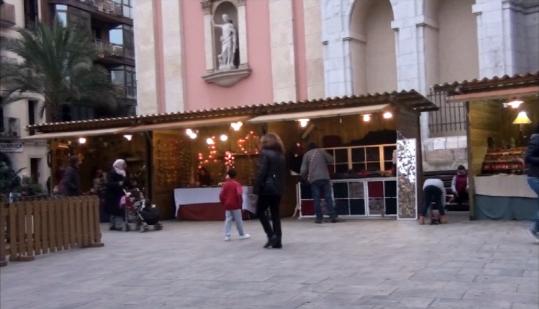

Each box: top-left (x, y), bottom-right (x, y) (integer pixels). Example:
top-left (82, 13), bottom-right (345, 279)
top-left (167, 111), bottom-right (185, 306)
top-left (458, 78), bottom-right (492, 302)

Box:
top-left (427, 90), bottom-right (467, 137)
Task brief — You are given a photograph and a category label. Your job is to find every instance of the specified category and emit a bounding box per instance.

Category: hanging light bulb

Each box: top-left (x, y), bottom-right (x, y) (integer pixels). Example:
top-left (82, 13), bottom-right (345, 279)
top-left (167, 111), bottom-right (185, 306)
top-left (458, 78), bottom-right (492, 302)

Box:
top-left (513, 111), bottom-right (532, 124)
top-left (231, 121), bottom-right (243, 131)
top-left (298, 118), bottom-right (310, 128)
top-left (220, 134), bottom-right (228, 142)
top-left (503, 98), bottom-right (524, 109)
top-left (123, 134), bottom-right (133, 141)
top-left (185, 128), bottom-right (198, 139)
top-left (206, 137), bottom-right (215, 145)
top-left (362, 114), bottom-right (372, 122)
top-left (383, 111), bottom-right (393, 119)
top-left (78, 137), bottom-right (87, 145)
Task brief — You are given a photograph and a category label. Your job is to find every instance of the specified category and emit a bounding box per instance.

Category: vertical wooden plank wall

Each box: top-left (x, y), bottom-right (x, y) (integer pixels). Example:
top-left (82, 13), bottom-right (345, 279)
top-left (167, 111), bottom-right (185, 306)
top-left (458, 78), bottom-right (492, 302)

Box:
top-left (0, 196), bottom-right (103, 266)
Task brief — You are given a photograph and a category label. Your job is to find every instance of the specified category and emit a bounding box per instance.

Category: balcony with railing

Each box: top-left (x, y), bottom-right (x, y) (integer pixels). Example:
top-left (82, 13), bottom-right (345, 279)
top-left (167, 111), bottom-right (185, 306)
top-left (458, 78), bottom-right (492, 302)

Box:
top-left (95, 40), bottom-right (134, 65)
top-left (0, 3), bottom-right (16, 28)
top-left (50, 0), bottom-right (132, 25)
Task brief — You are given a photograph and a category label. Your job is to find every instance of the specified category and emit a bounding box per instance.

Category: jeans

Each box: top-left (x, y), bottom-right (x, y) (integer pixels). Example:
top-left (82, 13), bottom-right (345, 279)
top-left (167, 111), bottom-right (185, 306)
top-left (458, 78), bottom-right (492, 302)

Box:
top-left (422, 185), bottom-right (445, 217)
top-left (527, 177), bottom-right (539, 233)
top-left (257, 195), bottom-right (282, 240)
top-left (311, 179), bottom-right (337, 220)
top-left (224, 209), bottom-right (245, 237)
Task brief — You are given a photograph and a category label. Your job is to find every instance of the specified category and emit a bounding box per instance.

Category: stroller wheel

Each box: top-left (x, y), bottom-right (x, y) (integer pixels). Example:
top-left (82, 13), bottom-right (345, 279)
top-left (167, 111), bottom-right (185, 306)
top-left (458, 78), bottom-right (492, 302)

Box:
top-left (124, 224), bottom-right (130, 232)
top-left (141, 226), bottom-right (149, 233)
top-left (154, 224), bottom-right (163, 230)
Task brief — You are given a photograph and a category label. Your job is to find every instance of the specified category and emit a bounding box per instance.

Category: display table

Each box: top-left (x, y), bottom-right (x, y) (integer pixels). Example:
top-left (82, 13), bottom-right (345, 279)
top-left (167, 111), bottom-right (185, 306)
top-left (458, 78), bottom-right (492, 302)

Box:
top-left (474, 175), bottom-right (537, 220)
top-left (174, 186), bottom-right (255, 220)
top-left (296, 177), bottom-right (397, 218)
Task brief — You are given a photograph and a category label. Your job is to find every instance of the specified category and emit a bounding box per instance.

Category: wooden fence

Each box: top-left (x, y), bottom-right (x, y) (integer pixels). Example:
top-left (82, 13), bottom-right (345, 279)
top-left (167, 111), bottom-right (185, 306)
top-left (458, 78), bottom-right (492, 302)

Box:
top-left (0, 195), bottom-right (103, 266)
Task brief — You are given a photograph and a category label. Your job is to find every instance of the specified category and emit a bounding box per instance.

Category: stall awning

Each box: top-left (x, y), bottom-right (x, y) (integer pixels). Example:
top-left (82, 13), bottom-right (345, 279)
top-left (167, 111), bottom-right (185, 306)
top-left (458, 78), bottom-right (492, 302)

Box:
top-left (123, 116), bottom-right (249, 133)
top-left (22, 127), bottom-right (129, 140)
top-left (247, 104), bottom-right (389, 123)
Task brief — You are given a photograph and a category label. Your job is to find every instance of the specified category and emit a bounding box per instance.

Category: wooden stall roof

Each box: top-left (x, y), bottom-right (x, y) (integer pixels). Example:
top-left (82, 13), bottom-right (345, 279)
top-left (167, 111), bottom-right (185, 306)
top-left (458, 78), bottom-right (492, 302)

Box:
top-left (433, 71), bottom-right (539, 95)
top-left (28, 90), bottom-right (436, 134)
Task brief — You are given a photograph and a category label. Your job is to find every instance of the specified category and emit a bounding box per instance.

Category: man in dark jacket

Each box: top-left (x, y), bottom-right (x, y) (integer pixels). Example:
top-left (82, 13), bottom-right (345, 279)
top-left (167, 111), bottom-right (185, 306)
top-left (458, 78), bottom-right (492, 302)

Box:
top-left (525, 124), bottom-right (539, 240)
top-left (300, 143), bottom-right (339, 224)
top-left (59, 156), bottom-right (81, 196)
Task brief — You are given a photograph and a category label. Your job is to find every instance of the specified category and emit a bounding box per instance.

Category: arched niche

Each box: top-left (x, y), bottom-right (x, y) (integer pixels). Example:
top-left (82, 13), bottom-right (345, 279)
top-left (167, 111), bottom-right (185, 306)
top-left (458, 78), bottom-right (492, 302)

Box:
top-left (213, 2), bottom-right (239, 69)
top-left (423, 0), bottom-right (478, 85)
top-left (349, 0), bottom-right (397, 94)
top-left (201, 0), bottom-right (250, 87)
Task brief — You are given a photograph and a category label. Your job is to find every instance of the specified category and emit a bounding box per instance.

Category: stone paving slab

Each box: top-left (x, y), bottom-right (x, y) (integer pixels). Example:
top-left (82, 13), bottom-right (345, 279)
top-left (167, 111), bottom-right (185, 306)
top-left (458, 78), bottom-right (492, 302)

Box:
top-left (1, 213), bottom-right (538, 309)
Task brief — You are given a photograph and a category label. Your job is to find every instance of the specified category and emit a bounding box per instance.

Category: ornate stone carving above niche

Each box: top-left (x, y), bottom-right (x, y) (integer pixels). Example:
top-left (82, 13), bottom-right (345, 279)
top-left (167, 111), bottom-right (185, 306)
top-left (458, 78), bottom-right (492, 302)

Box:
top-left (200, 0), bottom-right (249, 87)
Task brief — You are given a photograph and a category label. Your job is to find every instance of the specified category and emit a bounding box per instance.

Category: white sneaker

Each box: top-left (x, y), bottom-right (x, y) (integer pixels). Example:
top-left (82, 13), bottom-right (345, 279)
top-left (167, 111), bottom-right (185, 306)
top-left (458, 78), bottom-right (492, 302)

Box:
top-left (224, 236), bottom-right (231, 241)
top-left (239, 234), bottom-right (251, 240)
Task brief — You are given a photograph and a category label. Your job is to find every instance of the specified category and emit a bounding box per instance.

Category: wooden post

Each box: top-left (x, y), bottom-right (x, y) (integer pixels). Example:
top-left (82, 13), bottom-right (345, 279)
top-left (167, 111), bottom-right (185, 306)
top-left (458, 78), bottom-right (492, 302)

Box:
top-left (83, 196), bottom-right (104, 248)
top-left (48, 198), bottom-right (57, 252)
top-left (33, 200), bottom-right (42, 255)
top-left (0, 200), bottom-right (7, 267)
top-left (41, 199), bottom-right (49, 254)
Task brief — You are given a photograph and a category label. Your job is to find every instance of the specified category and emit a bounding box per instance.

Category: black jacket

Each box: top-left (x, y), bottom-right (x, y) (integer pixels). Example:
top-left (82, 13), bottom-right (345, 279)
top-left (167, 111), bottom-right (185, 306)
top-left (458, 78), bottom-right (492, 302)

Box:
top-left (104, 170), bottom-right (128, 216)
top-left (254, 149), bottom-right (286, 196)
top-left (526, 134), bottom-right (539, 178)
top-left (59, 166), bottom-right (80, 196)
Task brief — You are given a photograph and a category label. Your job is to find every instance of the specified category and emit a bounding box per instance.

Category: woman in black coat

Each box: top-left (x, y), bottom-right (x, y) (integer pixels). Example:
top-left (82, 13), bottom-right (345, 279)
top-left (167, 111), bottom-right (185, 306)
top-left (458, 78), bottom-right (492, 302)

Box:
top-left (254, 133), bottom-right (286, 249)
top-left (104, 159), bottom-right (128, 228)
top-left (525, 124), bottom-right (539, 240)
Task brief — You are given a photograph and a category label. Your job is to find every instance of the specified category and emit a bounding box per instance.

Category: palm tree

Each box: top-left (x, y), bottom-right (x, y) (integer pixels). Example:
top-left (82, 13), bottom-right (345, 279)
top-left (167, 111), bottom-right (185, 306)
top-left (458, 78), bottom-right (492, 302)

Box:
top-left (0, 22), bottom-right (116, 122)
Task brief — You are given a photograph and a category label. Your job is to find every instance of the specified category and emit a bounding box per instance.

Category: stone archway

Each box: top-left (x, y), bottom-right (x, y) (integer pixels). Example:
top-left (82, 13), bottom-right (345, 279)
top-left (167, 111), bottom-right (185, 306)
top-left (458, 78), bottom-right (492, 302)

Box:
top-left (320, 0), bottom-right (398, 96)
top-left (349, 0), bottom-right (397, 94)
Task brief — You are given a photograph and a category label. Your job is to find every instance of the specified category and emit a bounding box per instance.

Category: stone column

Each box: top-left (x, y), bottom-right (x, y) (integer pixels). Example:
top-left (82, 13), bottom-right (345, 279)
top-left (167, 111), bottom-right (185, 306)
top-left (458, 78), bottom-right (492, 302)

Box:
top-left (133, 0), bottom-right (159, 114)
top-left (321, 0), bottom-right (354, 97)
top-left (269, 0), bottom-right (297, 102)
top-left (160, 0), bottom-right (185, 113)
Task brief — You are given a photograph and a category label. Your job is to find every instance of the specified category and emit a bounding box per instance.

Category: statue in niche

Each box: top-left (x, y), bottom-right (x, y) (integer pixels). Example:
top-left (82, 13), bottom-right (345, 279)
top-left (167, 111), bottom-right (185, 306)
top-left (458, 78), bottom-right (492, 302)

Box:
top-left (213, 14), bottom-right (237, 71)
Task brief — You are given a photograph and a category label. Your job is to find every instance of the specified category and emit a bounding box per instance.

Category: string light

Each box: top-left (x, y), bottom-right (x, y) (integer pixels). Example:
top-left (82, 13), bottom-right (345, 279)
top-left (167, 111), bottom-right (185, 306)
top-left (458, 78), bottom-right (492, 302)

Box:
top-left (78, 137), bottom-right (86, 144)
top-left (362, 114), bottom-right (371, 122)
top-left (298, 118), bottom-right (310, 128)
top-left (123, 134), bottom-right (133, 141)
top-left (220, 134), bottom-right (228, 142)
top-left (231, 121), bottom-right (243, 131)
top-left (383, 111), bottom-right (393, 119)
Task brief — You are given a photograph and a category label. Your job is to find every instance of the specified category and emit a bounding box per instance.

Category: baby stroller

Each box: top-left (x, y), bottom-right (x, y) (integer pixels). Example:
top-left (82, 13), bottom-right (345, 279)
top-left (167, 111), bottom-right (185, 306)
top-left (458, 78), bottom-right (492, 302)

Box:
top-left (121, 188), bottom-right (163, 232)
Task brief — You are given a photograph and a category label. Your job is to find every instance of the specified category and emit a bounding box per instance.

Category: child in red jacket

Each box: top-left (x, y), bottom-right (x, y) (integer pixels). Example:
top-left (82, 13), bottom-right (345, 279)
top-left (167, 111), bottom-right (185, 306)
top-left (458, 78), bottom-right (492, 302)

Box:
top-left (220, 169), bottom-right (250, 241)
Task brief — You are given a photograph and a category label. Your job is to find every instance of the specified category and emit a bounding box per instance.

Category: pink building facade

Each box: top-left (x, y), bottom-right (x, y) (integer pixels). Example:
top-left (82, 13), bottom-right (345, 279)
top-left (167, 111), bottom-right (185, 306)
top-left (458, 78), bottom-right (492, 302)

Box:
top-left (134, 0), bottom-right (323, 115)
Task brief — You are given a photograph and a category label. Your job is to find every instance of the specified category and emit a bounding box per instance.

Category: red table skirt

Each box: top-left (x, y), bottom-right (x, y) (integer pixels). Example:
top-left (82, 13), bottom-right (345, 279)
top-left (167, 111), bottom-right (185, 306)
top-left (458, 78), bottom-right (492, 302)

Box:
top-left (177, 203), bottom-right (250, 221)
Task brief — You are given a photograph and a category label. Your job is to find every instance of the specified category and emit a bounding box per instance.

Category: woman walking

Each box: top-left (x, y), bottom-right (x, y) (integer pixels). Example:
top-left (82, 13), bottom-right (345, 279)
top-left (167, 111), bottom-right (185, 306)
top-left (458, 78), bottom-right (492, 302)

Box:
top-left (105, 159), bottom-right (129, 230)
top-left (525, 124), bottom-right (539, 240)
top-left (255, 133), bottom-right (286, 249)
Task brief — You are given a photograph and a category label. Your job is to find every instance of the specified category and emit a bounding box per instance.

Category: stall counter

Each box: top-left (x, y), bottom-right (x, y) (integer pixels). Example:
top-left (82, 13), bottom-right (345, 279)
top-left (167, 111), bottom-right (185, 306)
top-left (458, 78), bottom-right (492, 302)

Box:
top-left (474, 174), bottom-right (537, 220)
top-left (174, 186), bottom-right (255, 220)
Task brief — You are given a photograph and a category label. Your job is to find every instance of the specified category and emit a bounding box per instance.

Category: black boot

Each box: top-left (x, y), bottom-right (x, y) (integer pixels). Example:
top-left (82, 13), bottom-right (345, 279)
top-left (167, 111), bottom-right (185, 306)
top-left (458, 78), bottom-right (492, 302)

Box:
top-left (271, 235), bottom-right (282, 249)
top-left (264, 235), bottom-right (276, 249)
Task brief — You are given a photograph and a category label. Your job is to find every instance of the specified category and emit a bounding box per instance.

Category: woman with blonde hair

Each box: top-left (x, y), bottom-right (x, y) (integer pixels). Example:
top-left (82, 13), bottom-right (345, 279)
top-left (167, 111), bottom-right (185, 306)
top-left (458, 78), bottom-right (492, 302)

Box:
top-left (254, 133), bottom-right (286, 248)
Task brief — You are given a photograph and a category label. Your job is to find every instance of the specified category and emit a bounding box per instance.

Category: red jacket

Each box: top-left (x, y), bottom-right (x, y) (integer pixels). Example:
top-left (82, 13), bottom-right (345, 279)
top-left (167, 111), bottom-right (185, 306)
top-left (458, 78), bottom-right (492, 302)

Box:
top-left (219, 179), bottom-right (243, 210)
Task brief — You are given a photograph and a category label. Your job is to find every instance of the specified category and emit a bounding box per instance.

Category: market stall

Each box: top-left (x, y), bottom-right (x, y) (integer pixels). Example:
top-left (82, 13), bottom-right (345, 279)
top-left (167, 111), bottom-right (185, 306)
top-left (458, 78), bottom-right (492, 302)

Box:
top-left (435, 72), bottom-right (539, 220)
top-left (25, 90), bottom-right (436, 221)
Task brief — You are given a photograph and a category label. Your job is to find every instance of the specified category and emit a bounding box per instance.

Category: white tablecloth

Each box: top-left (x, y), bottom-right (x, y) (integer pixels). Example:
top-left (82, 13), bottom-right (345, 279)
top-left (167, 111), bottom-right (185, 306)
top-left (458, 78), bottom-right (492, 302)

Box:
top-left (174, 186), bottom-right (255, 215)
top-left (474, 175), bottom-right (537, 198)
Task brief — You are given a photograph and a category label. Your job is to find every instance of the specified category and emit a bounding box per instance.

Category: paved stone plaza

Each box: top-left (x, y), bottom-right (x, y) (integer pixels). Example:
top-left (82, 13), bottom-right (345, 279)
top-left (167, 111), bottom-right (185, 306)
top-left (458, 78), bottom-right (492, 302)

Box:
top-left (1, 213), bottom-right (538, 309)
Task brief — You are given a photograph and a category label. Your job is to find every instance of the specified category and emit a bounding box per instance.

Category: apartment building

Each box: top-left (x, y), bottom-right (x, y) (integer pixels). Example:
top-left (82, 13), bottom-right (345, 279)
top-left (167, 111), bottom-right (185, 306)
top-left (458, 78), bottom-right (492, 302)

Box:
top-left (0, 0), bottom-right (136, 190)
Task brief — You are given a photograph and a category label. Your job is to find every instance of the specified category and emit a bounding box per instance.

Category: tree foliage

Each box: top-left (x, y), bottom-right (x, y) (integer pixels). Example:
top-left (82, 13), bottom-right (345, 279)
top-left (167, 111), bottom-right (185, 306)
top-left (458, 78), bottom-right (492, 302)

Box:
top-left (0, 22), bottom-right (116, 122)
